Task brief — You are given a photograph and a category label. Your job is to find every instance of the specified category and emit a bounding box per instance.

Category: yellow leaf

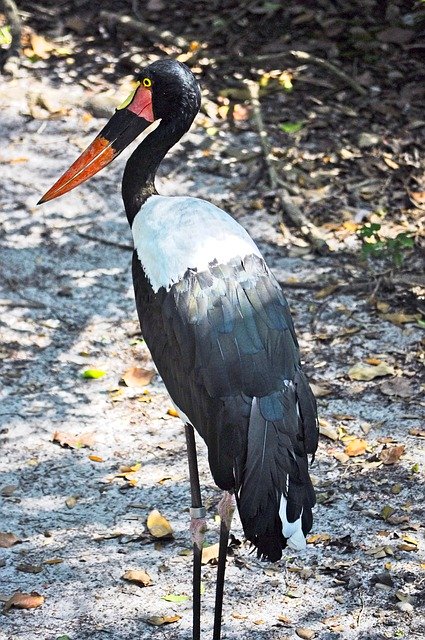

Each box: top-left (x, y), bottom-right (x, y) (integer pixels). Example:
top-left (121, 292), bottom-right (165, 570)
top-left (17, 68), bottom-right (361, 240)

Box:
top-left (307, 533), bottom-right (331, 544)
top-left (146, 615), bottom-right (181, 626)
top-left (344, 438), bottom-right (367, 457)
top-left (201, 542), bottom-right (220, 564)
top-left (88, 455), bottom-right (103, 462)
top-left (122, 569), bottom-right (152, 587)
top-left (167, 407), bottom-right (179, 417)
top-left (348, 361), bottom-right (394, 381)
top-left (122, 366), bottom-right (155, 388)
top-left (147, 510), bottom-right (173, 538)
top-left (319, 419), bottom-right (338, 441)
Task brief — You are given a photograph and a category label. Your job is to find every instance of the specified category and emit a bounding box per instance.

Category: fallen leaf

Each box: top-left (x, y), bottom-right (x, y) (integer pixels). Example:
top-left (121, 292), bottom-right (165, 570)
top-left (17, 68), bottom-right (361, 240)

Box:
top-left (0, 485), bottom-right (18, 497)
top-left (332, 450), bottom-right (350, 464)
top-left (3, 592), bottom-right (44, 612)
top-left (119, 462), bottom-right (141, 473)
top-left (379, 445), bottom-right (405, 465)
top-left (348, 362), bottom-right (394, 381)
top-left (201, 542), bottom-right (220, 564)
top-left (146, 615), bottom-right (181, 626)
top-left (16, 563), bottom-right (43, 574)
top-left (253, 619), bottom-right (265, 625)
top-left (380, 505), bottom-right (395, 521)
top-left (122, 367), bottom-right (155, 387)
top-left (122, 569), bottom-right (152, 587)
top-left (310, 382), bottom-right (332, 398)
top-left (161, 593), bottom-right (189, 603)
top-left (319, 420), bottom-right (338, 441)
top-left (52, 431), bottom-right (95, 449)
top-left (344, 438), bottom-right (367, 457)
top-left (0, 532), bottom-right (21, 548)
top-left (167, 407), bottom-right (179, 417)
top-left (147, 510), bottom-right (173, 538)
top-left (296, 628), bottom-right (316, 639)
top-left (65, 496), bottom-right (78, 509)
top-left (409, 428), bottom-right (425, 438)
top-left (82, 368), bottom-right (107, 379)
top-left (88, 455), bottom-right (104, 462)
top-left (277, 614), bottom-right (292, 624)
top-left (380, 312), bottom-right (420, 326)
top-left (380, 378), bottom-right (417, 398)
top-left (307, 533), bottom-right (331, 545)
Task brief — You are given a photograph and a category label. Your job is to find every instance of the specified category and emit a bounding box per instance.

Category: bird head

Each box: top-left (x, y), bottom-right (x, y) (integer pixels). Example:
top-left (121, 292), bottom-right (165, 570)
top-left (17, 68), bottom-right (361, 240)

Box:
top-left (38, 59), bottom-right (201, 204)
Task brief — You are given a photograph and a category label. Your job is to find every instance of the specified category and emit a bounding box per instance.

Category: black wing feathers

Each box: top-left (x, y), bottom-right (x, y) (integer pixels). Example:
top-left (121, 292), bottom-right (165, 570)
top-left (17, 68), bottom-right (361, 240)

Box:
top-left (132, 251), bottom-right (318, 560)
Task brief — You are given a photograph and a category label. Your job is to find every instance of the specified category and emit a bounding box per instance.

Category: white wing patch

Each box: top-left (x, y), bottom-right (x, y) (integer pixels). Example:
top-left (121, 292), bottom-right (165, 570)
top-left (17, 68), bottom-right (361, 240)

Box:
top-left (132, 195), bottom-right (262, 292)
top-left (279, 495), bottom-right (306, 551)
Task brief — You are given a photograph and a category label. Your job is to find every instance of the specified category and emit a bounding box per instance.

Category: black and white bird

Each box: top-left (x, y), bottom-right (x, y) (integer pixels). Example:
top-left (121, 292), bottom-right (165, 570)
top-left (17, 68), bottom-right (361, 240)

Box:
top-left (39, 59), bottom-right (318, 640)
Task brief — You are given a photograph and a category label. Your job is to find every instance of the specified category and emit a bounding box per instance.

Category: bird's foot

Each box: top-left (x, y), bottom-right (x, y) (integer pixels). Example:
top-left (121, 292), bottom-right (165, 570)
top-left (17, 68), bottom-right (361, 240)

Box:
top-left (190, 506), bottom-right (207, 549)
top-left (218, 491), bottom-right (235, 530)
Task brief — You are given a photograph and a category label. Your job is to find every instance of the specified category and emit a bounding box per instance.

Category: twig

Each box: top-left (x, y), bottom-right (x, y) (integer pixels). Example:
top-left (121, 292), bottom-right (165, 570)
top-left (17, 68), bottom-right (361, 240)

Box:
top-left (0, 298), bottom-right (47, 309)
top-left (76, 231), bottom-right (133, 251)
top-left (99, 11), bottom-right (191, 51)
top-left (251, 50), bottom-right (368, 97)
top-left (0, 0), bottom-right (21, 74)
top-left (244, 79), bottom-right (329, 254)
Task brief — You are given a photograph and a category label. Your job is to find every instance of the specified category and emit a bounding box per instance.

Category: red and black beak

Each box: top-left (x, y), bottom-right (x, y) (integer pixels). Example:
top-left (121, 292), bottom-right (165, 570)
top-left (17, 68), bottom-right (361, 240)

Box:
top-left (38, 84), bottom-right (156, 204)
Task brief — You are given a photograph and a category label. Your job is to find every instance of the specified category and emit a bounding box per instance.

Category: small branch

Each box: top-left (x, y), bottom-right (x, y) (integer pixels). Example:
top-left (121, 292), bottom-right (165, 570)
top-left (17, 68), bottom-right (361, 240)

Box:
top-left (244, 79), bottom-right (329, 254)
top-left (252, 50), bottom-right (367, 97)
top-left (99, 11), bottom-right (191, 51)
top-left (76, 231), bottom-right (133, 251)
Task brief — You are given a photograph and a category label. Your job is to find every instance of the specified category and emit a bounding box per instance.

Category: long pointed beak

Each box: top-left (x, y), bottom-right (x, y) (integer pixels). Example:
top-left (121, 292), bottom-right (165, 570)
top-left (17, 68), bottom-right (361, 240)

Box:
top-left (38, 104), bottom-right (155, 204)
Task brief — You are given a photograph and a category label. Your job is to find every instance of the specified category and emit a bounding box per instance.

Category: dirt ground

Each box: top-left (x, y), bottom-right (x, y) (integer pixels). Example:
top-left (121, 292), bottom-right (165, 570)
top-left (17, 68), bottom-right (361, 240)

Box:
top-left (0, 2), bottom-right (424, 639)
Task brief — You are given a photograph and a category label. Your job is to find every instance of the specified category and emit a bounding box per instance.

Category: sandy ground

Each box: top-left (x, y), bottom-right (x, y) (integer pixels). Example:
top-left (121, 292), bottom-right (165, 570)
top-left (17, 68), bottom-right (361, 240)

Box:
top-left (0, 78), bottom-right (424, 640)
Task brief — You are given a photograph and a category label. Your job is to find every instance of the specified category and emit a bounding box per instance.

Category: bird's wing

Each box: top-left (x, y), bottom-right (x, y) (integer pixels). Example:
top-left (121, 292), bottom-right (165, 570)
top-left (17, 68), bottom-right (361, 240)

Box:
top-left (133, 251), bottom-right (318, 559)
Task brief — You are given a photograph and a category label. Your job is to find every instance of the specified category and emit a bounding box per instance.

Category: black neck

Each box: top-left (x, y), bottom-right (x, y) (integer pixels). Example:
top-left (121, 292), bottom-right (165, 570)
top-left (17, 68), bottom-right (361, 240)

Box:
top-left (122, 120), bottom-right (183, 226)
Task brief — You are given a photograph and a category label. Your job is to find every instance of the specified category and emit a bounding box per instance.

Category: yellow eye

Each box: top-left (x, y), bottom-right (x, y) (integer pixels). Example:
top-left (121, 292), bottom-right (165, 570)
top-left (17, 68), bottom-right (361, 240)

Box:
top-left (142, 77), bottom-right (152, 88)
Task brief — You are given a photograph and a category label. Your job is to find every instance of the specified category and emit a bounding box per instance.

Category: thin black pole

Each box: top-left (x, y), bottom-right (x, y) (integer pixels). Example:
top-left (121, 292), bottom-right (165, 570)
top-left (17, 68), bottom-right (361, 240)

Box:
top-left (185, 424), bottom-right (205, 640)
top-left (212, 518), bottom-right (230, 640)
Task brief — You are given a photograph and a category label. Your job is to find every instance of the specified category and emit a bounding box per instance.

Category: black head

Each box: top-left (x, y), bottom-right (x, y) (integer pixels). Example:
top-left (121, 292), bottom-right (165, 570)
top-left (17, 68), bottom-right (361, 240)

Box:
top-left (139, 59), bottom-right (201, 130)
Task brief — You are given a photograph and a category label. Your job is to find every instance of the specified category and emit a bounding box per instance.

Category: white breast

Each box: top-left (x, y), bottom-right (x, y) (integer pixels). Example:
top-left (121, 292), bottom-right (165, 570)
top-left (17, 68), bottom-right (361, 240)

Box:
top-left (132, 195), bottom-right (262, 292)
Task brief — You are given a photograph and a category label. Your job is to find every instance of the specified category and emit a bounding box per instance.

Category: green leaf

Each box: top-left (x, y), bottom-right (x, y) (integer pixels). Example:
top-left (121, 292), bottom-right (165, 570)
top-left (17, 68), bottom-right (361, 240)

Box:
top-left (0, 25), bottom-right (12, 46)
top-left (161, 594), bottom-right (189, 603)
top-left (82, 369), bottom-right (106, 379)
top-left (56, 636), bottom-right (71, 640)
top-left (279, 121), bottom-right (304, 134)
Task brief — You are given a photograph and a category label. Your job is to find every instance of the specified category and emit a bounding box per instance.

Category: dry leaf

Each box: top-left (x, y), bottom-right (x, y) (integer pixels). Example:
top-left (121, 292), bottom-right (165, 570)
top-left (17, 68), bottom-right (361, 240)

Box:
top-left (88, 455), bottom-right (103, 462)
top-left (332, 450), bottom-right (350, 464)
top-left (344, 438), bottom-right (367, 457)
top-left (296, 628), bottom-right (316, 640)
top-left (65, 496), bottom-right (78, 509)
top-left (167, 407), bottom-right (179, 417)
top-left (307, 533), bottom-right (331, 544)
top-left (380, 378), bottom-right (416, 398)
top-left (147, 510), bottom-right (173, 538)
top-left (348, 362), bottom-right (394, 381)
top-left (16, 563), bottom-right (42, 574)
top-left (3, 592), bottom-right (44, 612)
top-left (381, 312), bottom-right (420, 326)
top-left (0, 532), bottom-right (21, 548)
top-left (409, 428), bottom-right (425, 438)
top-left (379, 445), bottom-right (405, 465)
top-left (146, 615), bottom-right (181, 626)
top-left (1, 485), bottom-right (18, 497)
top-left (122, 569), bottom-right (152, 587)
top-left (319, 419), bottom-right (338, 441)
top-left (310, 382), bottom-right (332, 398)
top-left (122, 367), bottom-right (155, 388)
top-left (52, 431), bottom-right (95, 449)
top-left (201, 542), bottom-right (220, 564)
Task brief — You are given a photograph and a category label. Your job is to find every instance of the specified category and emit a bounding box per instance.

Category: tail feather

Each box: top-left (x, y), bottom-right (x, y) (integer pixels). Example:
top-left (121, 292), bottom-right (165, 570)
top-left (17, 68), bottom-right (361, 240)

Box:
top-left (236, 376), bottom-right (317, 561)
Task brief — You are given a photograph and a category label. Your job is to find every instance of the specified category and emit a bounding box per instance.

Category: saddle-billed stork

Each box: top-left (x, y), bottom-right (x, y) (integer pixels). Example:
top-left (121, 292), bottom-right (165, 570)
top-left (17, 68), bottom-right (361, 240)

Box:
top-left (39, 59), bottom-right (318, 639)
